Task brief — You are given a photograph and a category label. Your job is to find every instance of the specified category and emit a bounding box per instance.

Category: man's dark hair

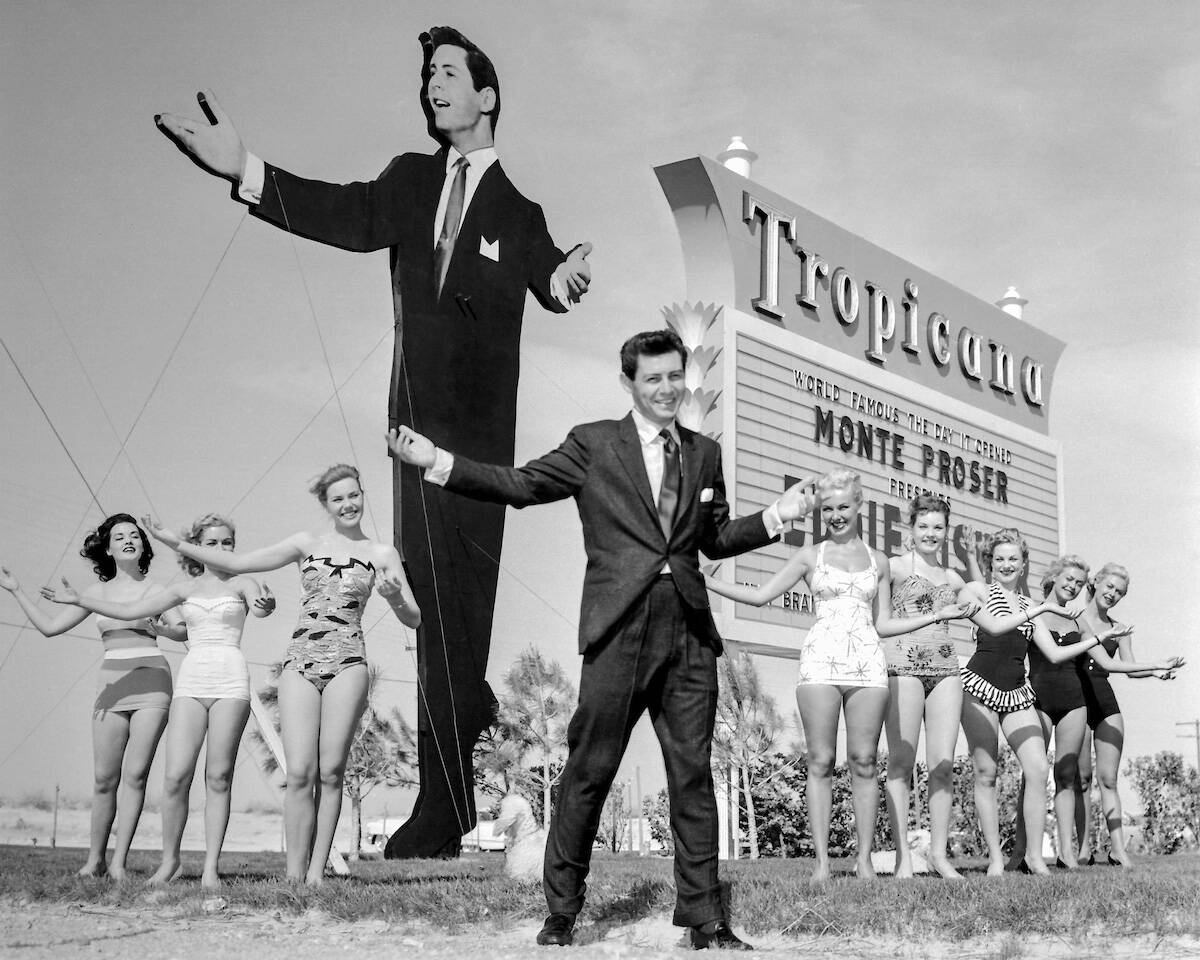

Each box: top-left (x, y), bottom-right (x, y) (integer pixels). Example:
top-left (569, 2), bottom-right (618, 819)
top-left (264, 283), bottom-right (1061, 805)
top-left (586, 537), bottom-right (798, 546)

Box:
top-left (620, 329), bottom-right (687, 380)
top-left (420, 26), bottom-right (501, 148)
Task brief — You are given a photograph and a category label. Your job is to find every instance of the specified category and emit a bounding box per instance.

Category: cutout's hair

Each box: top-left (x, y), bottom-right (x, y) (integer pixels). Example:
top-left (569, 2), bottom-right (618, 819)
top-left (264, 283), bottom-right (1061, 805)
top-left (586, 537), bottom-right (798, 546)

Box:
top-left (80, 513), bottom-right (153, 582)
top-left (420, 26), bottom-right (500, 147)
top-left (1088, 561), bottom-right (1131, 595)
top-left (1040, 554), bottom-right (1090, 599)
top-left (619, 329), bottom-right (687, 380)
top-left (309, 464), bottom-right (361, 504)
top-left (179, 512), bottom-right (236, 578)
top-left (908, 492), bottom-right (950, 526)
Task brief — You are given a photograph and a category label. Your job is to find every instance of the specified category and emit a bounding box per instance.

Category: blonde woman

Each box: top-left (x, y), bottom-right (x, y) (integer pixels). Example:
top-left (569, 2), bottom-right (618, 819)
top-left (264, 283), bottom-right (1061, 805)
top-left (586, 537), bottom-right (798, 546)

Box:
top-left (959, 530), bottom-right (1108, 875)
top-left (143, 465), bottom-right (420, 884)
top-left (1075, 563), bottom-right (1184, 866)
top-left (706, 470), bottom-right (974, 880)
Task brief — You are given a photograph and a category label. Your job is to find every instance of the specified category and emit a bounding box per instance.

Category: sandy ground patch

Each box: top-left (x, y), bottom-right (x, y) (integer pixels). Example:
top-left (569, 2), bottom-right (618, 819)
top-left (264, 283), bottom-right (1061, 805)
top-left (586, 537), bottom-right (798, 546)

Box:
top-left (3, 897), bottom-right (1200, 960)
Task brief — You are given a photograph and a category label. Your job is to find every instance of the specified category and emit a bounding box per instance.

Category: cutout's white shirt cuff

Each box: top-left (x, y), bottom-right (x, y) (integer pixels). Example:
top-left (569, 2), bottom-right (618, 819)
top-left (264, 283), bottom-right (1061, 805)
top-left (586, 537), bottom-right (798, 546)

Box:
top-left (424, 448), bottom-right (454, 486)
top-left (238, 152), bottom-right (265, 205)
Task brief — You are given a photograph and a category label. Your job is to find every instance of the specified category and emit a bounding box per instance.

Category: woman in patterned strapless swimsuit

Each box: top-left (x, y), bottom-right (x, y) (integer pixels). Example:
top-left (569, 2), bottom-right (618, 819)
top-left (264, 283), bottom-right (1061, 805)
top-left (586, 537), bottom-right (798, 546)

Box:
top-left (959, 529), bottom-right (1102, 876)
top-left (707, 470), bottom-right (960, 881)
top-left (873, 494), bottom-right (979, 880)
top-left (145, 465), bottom-right (420, 885)
top-left (47, 512), bottom-right (276, 889)
top-left (1073, 564), bottom-right (1184, 867)
top-left (2, 513), bottom-right (174, 880)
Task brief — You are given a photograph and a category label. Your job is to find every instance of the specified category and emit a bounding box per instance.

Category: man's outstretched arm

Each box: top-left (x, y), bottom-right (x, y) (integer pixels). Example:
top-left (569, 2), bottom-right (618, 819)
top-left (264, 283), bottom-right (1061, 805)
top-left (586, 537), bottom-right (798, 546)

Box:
top-left (387, 426), bottom-right (585, 507)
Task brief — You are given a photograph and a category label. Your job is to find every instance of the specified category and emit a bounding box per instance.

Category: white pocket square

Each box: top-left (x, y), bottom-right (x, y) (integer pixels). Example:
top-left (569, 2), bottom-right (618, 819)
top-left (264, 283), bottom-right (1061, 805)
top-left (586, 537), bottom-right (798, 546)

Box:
top-left (700, 488), bottom-right (714, 503)
top-left (479, 237), bottom-right (500, 261)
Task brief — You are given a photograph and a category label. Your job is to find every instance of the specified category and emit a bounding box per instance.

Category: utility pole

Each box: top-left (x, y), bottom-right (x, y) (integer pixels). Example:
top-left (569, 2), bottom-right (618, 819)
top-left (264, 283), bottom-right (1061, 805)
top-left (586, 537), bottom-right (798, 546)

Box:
top-left (51, 784), bottom-right (59, 849)
top-left (635, 766), bottom-right (644, 855)
top-left (1177, 719), bottom-right (1200, 774)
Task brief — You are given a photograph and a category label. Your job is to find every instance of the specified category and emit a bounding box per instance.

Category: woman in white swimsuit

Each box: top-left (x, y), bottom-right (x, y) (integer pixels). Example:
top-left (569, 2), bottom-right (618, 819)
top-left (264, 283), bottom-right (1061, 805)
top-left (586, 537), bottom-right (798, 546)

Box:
top-left (46, 513), bottom-right (274, 889)
top-left (706, 470), bottom-right (975, 880)
top-left (2, 513), bottom-right (174, 880)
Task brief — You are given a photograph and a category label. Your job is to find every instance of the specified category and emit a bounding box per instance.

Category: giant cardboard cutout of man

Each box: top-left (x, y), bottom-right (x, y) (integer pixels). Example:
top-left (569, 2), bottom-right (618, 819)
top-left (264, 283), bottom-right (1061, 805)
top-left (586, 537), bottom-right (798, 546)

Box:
top-left (156, 26), bottom-right (592, 858)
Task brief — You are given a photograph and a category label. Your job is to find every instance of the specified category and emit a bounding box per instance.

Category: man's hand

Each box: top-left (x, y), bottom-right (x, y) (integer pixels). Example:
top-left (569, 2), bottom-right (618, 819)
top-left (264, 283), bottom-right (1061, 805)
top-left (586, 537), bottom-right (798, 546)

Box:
top-left (386, 427), bottom-right (437, 468)
top-left (155, 90), bottom-right (247, 182)
top-left (555, 242), bottom-right (593, 302)
top-left (777, 476), bottom-right (818, 523)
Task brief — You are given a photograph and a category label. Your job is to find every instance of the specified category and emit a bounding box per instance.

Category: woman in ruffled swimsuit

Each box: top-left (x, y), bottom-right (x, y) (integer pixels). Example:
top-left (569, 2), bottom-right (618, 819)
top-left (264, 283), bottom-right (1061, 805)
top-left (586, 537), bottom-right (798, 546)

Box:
top-left (874, 494), bottom-right (978, 880)
top-left (2, 514), bottom-right (173, 879)
top-left (144, 465), bottom-right (420, 884)
top-left (46, 512), bottom-right (275, 888)
top-left (1073, 563), bottom-right (1184, 867)
top-left (707, 470), bottom-right (971, 881)
top-left (959, 529), bottom-right (1103, 875)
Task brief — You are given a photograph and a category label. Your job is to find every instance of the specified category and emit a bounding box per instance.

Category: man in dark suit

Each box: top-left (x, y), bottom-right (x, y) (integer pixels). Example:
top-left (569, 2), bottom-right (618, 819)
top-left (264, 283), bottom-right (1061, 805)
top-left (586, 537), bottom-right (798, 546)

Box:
top-left (389, 329), bottom-right (814, 949)
top-left (155, 27), bottom-right (592, 858)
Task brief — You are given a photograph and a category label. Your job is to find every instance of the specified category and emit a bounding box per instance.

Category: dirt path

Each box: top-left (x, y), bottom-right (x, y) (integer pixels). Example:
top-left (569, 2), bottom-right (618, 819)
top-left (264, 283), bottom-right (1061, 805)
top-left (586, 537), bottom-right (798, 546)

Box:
top-left (4, 897), bottom-right (1200, 960)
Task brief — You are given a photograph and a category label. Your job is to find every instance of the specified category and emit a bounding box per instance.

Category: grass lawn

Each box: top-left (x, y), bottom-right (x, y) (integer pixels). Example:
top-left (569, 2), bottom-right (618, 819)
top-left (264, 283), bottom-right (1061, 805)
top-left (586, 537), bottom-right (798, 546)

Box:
top-left (2, 845), bottom-right (1198, 942)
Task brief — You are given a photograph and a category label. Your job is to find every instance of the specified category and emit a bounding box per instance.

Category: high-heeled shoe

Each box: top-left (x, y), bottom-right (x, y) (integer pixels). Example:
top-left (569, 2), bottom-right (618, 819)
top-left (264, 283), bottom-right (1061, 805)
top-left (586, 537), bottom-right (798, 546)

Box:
top-left (1107, 853), bottom-right (1126, 867)
top-left (1017, 859), bottom-right (1033, 874)
top-left (1054, 858), bottom-right (1071, 870)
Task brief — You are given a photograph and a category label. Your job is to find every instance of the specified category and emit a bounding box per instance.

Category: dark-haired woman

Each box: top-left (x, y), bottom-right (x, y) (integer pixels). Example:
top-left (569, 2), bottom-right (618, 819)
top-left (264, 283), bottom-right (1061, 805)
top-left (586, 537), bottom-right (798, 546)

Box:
top-left (1074, 563), bottom-right (1185, 867)
top-left (44, 512), bottom-right (275, 889)
top-left (1, 514), bottom-right (173, 879)
top-left (142, 465), bottom-right (420, 885)
top-left (874, 494), bottom-right (978, 879)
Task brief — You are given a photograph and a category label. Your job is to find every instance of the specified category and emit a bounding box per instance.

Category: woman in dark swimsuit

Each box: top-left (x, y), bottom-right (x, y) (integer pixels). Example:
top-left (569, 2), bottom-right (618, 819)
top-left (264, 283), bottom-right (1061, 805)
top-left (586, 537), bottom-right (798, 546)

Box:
top-left (1009, 555), bottom-right (1095, 869)
top-left (144, 465), bottom-right (420, 884)
top-left (1073, 563), bottom-right (1184, 867)
top-left (959, 530), bottom-right (1101, 875)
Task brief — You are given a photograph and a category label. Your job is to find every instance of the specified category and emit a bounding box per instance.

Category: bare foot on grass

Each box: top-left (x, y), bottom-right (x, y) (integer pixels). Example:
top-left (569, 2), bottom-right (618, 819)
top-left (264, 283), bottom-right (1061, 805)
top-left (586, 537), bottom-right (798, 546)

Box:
top-left (986, 859), bottom-right (1005, 877)
top-left (146, 857), bottom-right (181, 886)
top-left (1024, 857), bottom-right (1051, 876)
top-left (854, 856), bottom-right (876, 880)
top-left (108, 862), bottom-right (128, 882)
top-left (201, 870), bottom-right (222, 891)
top-left (810, 861), bottom-right (831, 883)
top-left (77, 860), bottom-right (108, 879)
top-left (930, 856), bottom-right (963, 880)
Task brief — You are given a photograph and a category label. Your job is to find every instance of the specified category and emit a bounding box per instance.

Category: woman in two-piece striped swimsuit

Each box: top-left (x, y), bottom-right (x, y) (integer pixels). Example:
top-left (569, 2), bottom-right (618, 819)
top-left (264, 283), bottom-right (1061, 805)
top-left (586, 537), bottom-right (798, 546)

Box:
top-left (2, 513), bottom-right (174, 880)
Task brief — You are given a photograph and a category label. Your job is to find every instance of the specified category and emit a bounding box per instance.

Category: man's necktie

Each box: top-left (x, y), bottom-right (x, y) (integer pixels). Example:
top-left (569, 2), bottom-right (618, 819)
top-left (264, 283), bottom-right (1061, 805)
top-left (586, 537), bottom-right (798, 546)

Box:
top-left (658, 429), bottom-right (680, 540)
top-left (434, 156), bottom-right (469, 298)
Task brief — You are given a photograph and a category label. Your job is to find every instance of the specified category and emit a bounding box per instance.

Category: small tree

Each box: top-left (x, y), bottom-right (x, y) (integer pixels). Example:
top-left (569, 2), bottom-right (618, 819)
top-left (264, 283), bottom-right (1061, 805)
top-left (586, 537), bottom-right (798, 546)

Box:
top-left (1128, 751), bottom-right (1200, 854)
top-left (343, 697), bottom-right (418, 859)
top-left (712, 652), bottom-right (781, 858)
top-left (598, 779), bottom-right (632, 852)
top-left (488, 647), bottom-right (577, 827)
top-left (642, 788), bottom-right (674, 855)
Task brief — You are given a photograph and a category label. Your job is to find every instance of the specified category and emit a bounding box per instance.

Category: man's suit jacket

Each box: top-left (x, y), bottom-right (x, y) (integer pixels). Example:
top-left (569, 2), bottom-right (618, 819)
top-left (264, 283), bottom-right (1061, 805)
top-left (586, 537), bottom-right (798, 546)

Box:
top-left (445, 414), bottom-right (777, 654)
top-left (251, 152), bottom-right (567, 463)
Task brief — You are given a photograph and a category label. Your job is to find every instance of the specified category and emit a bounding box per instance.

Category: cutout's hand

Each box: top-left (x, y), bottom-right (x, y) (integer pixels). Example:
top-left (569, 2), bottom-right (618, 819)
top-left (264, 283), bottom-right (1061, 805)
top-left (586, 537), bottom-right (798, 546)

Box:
top-left (386, 427), bottom-right (436, 468)
top-left (155, 90), bottom-right (247, 182)
top-left (556, 242), bottom-right (593, 301)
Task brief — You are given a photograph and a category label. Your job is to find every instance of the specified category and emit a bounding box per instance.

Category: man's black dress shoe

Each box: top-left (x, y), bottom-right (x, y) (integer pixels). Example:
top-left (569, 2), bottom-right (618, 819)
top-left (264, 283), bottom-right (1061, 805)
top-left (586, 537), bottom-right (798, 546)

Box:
top-left (536, 913), bottom-right (576, 946)
top-left (689, 920), bottom-right (753, 950)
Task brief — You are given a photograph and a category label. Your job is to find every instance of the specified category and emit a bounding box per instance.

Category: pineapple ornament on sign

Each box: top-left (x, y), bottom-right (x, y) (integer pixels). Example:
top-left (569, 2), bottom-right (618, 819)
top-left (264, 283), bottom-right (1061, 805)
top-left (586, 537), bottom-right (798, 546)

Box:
top-left (662, 301), bottom-right (723, 436)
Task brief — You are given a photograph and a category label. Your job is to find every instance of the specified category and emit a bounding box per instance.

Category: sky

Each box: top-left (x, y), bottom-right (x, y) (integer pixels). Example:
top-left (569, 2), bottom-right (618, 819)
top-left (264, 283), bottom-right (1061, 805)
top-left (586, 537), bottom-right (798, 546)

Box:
top-left (2, 1), bottom-right (1199, 825)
